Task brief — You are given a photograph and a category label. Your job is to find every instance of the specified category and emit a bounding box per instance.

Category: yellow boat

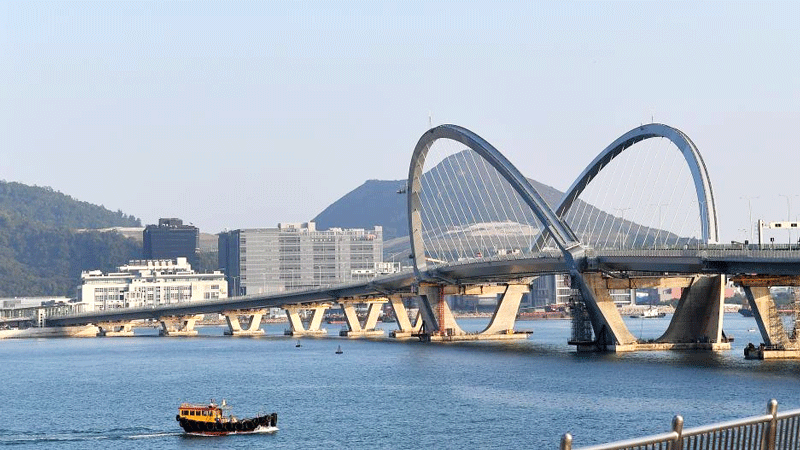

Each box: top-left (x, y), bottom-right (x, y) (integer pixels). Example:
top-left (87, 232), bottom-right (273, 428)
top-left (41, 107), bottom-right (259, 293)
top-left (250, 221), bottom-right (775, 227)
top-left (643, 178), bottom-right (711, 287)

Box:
top-left (176, 400), bottom-right (277, 435)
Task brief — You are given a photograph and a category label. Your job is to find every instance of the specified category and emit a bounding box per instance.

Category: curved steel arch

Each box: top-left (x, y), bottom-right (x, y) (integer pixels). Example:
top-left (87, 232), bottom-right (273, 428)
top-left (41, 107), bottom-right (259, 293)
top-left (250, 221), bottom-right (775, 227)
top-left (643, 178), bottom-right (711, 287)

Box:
top-left (407, 124), bottom-right (581, 278)
top-left (557, 123), bottom-right (719, 244)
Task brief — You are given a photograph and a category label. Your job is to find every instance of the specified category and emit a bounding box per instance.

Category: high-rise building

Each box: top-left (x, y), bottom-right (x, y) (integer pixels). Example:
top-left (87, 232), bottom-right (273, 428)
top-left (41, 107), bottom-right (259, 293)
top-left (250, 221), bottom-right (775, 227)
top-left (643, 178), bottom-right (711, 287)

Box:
top-left (78, 257), bottom-right (226, 311)
top-left (218, 222), bottom-right (393, 296)
top-left (143, 218), bottom-right (199, 268)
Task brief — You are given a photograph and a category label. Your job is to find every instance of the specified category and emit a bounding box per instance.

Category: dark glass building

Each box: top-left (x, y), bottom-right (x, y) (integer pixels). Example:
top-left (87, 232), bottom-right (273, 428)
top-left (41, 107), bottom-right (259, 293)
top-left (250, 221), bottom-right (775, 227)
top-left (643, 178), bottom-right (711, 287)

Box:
top-left (143, 218), bottom-right (199, 269)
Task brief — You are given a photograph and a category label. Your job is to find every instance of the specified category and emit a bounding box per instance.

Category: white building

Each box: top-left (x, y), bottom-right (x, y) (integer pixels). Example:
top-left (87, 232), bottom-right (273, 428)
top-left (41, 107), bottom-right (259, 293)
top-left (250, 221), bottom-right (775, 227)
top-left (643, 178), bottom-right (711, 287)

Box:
top-left (78, 257), bottom-right (227, 311)
top-left (218, 222), bottom-right (396, 295)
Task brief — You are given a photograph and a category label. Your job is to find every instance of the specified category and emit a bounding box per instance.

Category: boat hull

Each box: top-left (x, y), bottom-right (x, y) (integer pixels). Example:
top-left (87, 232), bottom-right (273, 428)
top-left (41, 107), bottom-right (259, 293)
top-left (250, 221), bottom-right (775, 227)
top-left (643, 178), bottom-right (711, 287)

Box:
top-left (177, 413), bottom-right (277, 435)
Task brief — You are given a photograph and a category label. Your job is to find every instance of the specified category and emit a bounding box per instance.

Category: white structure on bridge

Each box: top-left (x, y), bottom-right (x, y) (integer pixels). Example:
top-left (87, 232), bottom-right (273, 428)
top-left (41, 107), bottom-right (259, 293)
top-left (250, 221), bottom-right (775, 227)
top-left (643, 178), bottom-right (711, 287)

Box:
top-left (78, 257), bottom-right (227, 311)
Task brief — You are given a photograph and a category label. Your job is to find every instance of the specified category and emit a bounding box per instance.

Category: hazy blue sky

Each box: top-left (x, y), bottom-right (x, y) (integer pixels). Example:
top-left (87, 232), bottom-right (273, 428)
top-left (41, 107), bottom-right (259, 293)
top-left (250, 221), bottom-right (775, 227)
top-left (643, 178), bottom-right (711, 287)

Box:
top-left (2, 1), bottom-right (799, 242)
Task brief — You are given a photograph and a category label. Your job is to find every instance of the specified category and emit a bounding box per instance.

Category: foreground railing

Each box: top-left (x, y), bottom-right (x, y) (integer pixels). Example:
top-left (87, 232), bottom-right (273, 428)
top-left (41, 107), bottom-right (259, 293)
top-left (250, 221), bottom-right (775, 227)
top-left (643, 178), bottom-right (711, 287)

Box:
top-left (561, 400), bottom-right (800, 450)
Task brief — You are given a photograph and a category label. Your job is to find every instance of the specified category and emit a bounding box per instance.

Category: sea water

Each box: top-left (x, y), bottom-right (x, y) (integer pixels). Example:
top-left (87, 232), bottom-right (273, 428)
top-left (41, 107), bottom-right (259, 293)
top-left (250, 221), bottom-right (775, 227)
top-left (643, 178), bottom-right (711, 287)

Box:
top-left (1, 314), bottom-right (799, 449)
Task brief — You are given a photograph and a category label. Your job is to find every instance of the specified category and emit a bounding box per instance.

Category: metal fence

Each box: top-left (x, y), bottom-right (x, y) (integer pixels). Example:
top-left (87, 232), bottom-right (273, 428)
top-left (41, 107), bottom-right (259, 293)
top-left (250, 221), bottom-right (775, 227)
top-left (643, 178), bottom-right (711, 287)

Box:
top-left (561, 400), bottom-right (800, 450)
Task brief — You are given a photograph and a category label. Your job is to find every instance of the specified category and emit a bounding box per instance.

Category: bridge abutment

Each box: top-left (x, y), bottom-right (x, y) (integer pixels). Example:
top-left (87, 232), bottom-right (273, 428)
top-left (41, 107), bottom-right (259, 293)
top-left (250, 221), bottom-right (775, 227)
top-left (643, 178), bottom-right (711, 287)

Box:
top-left (223, 309), bottom-right (266, 336)
top-left (284, 304), bottom-right (330, 336)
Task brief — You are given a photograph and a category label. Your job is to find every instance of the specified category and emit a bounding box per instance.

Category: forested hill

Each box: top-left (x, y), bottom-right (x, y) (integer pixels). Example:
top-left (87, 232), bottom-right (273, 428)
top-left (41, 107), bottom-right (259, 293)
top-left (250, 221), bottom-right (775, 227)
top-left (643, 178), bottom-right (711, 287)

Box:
top-left (0, 181), bottom-right (142, 297)
top-left (0, 181), bottom-right (140, 228)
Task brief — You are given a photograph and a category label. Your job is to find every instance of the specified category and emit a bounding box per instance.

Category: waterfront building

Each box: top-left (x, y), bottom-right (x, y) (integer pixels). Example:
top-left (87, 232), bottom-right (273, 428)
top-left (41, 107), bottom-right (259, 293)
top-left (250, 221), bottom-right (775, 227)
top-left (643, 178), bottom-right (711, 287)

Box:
top-left (143, 218), bottom-right (200, 269)
top-left (218, 222), bottom-right (392, 295)
top-left (78, 257), bottom-right (226, 311)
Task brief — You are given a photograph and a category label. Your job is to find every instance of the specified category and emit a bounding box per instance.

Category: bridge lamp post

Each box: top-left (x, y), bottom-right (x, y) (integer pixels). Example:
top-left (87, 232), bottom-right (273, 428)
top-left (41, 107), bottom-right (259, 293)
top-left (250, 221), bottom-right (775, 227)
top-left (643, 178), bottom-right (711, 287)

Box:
top-left (614, 207), bottom-right (631, 249)
top-left (778, 194), bottom-right (798, 246)
top-left (739, 196), bottom-right (759, 244)
top-left (649, 203), bottom-right (669, 248)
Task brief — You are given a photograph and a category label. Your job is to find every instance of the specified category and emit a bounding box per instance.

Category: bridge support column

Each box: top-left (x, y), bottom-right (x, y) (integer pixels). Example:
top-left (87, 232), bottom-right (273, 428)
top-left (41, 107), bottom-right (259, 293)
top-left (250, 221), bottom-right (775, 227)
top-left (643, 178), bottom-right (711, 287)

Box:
top-left (223, 309), bottom-right (266, 336)
top-left (339, 298), bottom-right (386, 337)
top-left (573, 273), bottom-right (638, 351)
top-left (96, 321), bottom-right (135, 337)
top-left (478, 284), bottom-right (531, 338)
top-left (657, 275), bottom-right (730, 350)
top-left (741, 286), bottom-right (797, 359)
top-left (159, 315), bottom-right (202, 337)
top-left (417, 283), bottom-right (465, 341)
top-left (389, 295), bottom-right (422, 339)
top-left (284, 304), bottom-right (330, 336)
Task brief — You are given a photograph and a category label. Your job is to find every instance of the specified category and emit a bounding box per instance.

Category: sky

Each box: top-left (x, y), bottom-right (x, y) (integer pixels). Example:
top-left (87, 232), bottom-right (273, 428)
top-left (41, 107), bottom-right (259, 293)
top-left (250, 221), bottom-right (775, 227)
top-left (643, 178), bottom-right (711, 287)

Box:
top-left (2, 1), bottom-right (800, 243)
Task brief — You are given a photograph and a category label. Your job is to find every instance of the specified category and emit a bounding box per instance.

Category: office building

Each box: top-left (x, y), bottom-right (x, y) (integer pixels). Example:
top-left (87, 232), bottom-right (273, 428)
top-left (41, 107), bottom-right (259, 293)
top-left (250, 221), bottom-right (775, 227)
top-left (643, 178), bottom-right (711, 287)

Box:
top-left (218, 222), bottom-right (392, 295)
top-left (143, 218), bottom-right (199, 269)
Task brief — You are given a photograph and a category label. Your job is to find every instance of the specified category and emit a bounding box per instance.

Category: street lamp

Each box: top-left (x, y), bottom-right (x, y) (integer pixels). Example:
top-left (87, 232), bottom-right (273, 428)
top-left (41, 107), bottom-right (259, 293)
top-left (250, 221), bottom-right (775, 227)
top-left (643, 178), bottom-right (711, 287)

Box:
top-left (614, 207), bottom-right (631, 249)
top-left (778, 194), bottom-right (798, 246)
top-left (740, 196), bottom-right (759, 243)
top-left (649, 203), bottom-right (669, 248)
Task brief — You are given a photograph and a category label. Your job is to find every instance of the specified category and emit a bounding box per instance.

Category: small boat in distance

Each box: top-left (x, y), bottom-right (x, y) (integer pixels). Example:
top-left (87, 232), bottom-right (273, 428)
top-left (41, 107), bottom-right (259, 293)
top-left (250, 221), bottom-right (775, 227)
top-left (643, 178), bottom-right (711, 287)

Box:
top-left (630, 307), bottom-right (666, 319)
top-left (176, 400), bottom-right (277, 435)
top-left (335, 345), bottom-right (343, 354)
top-left (296, 340), bottom-right (301, 347)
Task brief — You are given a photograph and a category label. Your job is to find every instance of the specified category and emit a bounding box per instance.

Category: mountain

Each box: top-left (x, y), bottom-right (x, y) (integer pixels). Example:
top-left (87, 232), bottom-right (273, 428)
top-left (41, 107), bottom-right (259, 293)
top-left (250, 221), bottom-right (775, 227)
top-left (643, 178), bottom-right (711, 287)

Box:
top-left (0, 181), bottom-right (142, 297)
top-left (313, 151), bottom-right (687, 258)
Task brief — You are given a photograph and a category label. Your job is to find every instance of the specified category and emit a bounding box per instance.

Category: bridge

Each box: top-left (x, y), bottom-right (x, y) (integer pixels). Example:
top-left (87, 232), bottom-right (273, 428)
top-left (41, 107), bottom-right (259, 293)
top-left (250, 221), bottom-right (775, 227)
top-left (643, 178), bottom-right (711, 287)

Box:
top-left (27, 123), bottom-right (800, 357)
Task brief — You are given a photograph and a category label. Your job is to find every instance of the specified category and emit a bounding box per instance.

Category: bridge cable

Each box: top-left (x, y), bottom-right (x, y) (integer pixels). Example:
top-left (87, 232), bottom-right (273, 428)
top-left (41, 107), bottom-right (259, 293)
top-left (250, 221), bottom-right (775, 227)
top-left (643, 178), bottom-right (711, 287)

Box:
top-left (420, 160), bottom-right (451, 263)
top-left (625, 137), bottom-right (662, 248)
top-left (452, 147), bottom-right (488, 257)
top-left (436, 150), bottom-right (470, 260)
top-left (467, 150), bottom-right (505, 256)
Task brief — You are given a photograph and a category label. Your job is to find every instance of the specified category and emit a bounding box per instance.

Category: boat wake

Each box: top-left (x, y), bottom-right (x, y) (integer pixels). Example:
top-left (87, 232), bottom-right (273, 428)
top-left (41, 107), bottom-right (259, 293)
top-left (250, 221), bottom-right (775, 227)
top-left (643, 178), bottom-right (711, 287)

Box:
top-left (0, 428), bottom-right (181, 444)
top-left (185, 426), bottom-right (278, 437)
top-left (128, 432), bottom-right (184, 439)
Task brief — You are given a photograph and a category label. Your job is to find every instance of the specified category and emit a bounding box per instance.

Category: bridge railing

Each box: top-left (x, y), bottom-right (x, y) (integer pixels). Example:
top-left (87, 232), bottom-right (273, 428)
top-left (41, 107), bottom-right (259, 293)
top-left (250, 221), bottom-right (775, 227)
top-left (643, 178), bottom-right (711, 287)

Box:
top-left (560, 399), bottom-right (800, 450)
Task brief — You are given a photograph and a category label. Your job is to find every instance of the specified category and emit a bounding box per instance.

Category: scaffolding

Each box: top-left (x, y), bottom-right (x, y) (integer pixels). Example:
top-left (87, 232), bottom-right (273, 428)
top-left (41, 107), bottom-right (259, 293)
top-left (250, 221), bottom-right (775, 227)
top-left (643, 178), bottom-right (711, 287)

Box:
top-left (569, 296), bottom-right (594, 344)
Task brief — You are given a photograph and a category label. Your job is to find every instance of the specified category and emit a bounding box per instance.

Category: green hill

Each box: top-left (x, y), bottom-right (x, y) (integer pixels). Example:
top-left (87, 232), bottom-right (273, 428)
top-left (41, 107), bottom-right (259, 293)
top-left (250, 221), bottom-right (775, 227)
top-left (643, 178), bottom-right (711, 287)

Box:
top-left (0, 181), bottom-right (142, 297)
top-left (0, 181), bottom-right (140, 229)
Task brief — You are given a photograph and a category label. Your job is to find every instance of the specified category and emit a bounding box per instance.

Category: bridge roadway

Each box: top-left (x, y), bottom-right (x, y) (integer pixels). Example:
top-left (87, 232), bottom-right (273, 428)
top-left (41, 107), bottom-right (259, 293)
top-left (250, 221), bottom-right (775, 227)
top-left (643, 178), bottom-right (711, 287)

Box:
top-left (46, 246), bottom-right (800, 328)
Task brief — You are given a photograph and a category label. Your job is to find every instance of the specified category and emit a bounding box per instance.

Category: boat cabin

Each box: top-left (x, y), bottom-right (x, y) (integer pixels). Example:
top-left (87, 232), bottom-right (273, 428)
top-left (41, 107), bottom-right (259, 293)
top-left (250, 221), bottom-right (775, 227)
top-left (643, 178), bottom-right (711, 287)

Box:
top-left (178, 403), bottom-right (223, 423)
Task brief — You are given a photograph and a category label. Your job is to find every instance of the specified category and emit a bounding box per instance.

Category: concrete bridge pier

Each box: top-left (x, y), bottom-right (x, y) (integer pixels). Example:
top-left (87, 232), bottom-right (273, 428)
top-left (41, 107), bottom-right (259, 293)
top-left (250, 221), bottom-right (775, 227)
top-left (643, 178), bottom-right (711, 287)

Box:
top-left (741, 286), bottom-right (798, 359)
top-left (415, 283), bottom-right (530, 341)
top-left (284, 303), bottom-right (330, 336)
top-left (416, 283), bottom-right (466, 340)
top-left (339, 298), bottom-right (386, 337)
top-left (573, 273), bottom-right (638, 351)
top-left (388, 295), bottom-right (422, 339)
top-left (96, 321), bottom-right (135, 337)
top-left (656, 275), bottom-right (731, 350)
top-left (159, 315), bottom-right (202, 336)
top-left (223, 309), bottom-right (266, 336)
top-left (476, 284), bottom-right (532, 339)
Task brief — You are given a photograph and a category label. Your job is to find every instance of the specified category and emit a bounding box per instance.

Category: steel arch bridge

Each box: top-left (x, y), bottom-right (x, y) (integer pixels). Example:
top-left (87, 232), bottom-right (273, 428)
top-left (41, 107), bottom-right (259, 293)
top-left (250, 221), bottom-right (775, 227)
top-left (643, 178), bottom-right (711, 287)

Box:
top-left (39, 122), bottom-right (800, 356)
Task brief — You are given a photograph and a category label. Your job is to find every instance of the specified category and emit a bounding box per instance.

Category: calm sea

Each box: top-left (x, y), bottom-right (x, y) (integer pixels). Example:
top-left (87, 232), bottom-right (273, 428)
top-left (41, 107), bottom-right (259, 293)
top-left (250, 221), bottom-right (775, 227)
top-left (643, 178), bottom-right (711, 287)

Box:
top-left (1, 314), bottom-right (800, 449)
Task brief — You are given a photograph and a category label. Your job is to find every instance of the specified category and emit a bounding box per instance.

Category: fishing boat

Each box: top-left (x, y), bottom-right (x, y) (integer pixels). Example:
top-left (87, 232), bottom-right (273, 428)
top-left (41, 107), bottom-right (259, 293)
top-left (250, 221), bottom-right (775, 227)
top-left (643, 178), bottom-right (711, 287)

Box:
top-left (176, 400), bottom-right (277, 435)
